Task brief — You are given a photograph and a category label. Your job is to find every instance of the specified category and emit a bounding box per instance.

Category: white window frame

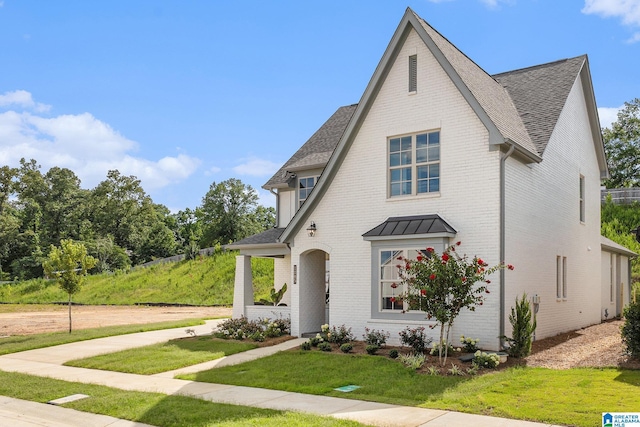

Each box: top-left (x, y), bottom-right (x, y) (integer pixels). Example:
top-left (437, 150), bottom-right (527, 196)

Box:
top-left (376, 246), bottom-right (437, 314)
top-left (388, 131), bottom-right (440, 198)
top-left (556, 255), bottom-right (567, 300)
top-left (298, 175), bottom-right (319, 208)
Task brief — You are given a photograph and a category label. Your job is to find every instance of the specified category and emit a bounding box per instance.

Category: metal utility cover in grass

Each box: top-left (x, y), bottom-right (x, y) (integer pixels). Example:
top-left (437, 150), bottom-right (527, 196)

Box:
top-left (334, 385), bottom-right (360, 392)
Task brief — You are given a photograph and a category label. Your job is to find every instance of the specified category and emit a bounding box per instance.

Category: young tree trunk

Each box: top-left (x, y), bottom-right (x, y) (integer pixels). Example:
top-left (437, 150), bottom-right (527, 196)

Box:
top-left (68, 293), bottom-right (72, 333)
top-left (438, 324), bottom-right (446, 365)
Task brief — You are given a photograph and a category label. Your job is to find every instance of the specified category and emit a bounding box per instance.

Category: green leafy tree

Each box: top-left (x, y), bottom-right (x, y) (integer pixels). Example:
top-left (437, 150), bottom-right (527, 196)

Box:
top-left (0, 165), bottom-right (18, 215)
top-left (399, 242), bottom-right (512, 365)
top-left (172, 207), bottom-right (203, 253)
top-left (89, 170), bottom-right (176, 264)
top-left (603, 98), bottom-right (640, 188)
top-left (199, 178), bottom-right (262, 247)
top-left (601, 197), bottom-right (640, 283)
top-left (42, 239), bottom-right (97, 332)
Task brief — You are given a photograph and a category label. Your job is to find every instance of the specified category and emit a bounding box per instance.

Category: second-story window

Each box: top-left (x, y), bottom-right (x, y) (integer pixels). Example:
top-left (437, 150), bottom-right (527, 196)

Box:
top-left (389, 131), bottom-right (440, 197)
top-left (298, 176), bottom-right (318, 207)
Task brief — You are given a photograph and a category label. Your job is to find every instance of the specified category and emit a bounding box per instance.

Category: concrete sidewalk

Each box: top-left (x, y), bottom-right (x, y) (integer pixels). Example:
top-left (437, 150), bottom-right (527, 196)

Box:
top-left (0, 321), bottom-right (562, 427)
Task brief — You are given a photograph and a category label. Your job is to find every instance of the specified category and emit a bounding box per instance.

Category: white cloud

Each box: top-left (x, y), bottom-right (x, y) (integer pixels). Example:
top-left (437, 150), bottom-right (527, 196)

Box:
top-left (598, 105), bottom-right (623, 129)
top-left (0, 92), bottom-right (200, 191)
top-left (205, 166), bottom-right (221, 176)
top-left (427, 0), bottom-right (513, 7)
top-left (0, 90), bottom-right (51, 112)
top-left (583, 0), bottom-right (640, 42)
top-left (232, 156), bottom-right (280, 177)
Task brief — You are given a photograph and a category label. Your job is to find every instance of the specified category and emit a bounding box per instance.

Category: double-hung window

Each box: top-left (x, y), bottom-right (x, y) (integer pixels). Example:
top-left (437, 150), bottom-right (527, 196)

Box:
top-left (298, 176), bottom-right (318, 207)
top-left (389, 131), bottom-right (440, 197)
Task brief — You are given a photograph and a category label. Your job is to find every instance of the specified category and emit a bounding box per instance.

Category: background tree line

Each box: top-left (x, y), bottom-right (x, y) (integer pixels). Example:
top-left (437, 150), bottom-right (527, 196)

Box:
top-left (0, 159), bottom-right (274, 280)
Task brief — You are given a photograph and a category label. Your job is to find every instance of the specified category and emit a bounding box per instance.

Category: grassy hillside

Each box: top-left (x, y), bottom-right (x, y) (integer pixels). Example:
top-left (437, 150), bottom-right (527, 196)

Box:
top-left (0, 251), bottom-right (274, 306)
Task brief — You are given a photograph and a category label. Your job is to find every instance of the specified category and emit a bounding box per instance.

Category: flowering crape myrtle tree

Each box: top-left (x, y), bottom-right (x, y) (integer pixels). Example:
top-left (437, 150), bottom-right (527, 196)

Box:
top-left (398, 242), bottom-right (513, 365)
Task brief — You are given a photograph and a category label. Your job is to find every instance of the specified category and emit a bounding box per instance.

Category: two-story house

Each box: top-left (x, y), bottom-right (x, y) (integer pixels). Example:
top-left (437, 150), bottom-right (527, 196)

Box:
top-left (228, 8), bottom-right (635, 350)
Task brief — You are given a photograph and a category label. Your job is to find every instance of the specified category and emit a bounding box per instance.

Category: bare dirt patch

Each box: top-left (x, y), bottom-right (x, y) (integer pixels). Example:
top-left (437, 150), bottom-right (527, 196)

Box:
top-left (0, 305), bottom-right (232, 336)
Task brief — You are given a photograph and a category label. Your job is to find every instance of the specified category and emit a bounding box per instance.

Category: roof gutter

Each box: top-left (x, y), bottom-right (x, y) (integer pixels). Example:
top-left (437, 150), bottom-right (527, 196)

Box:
top-left (500, 141), bottom-right (516, 349)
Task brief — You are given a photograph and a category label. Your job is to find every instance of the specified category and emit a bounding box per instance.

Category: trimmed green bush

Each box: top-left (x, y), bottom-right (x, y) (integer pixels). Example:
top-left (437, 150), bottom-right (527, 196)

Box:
top-left (340, 343), bottom-right (353, 353)
top-left (365, 344), bottom-right (379, 355)
top-left (318, 342), bottom-right (332, 352)
top-left (622, 301), bottom-right (640, 358)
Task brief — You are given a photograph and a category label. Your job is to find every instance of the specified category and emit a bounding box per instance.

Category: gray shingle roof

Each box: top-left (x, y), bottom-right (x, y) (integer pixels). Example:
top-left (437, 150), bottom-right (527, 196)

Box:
top-left (263, 104), bottom-right (358, 189)
top-left (413, 11), bottom-right (537, 155)
top-left (493, 56), bottom-right (586, 155)
top-left (363, 214), bottom-right (456, 238)
top-left (227, 227), bottom-right (285, 247)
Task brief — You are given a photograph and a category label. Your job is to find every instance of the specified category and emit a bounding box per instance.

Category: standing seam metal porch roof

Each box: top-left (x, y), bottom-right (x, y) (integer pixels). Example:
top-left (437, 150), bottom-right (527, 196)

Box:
top-left (363, 214), bottom-right (456, 239)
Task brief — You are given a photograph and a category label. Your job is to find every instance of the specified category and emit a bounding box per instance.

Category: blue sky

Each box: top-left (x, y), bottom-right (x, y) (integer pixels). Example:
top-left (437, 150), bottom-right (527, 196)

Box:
top-left (0, 0), bottom-right (638, 212)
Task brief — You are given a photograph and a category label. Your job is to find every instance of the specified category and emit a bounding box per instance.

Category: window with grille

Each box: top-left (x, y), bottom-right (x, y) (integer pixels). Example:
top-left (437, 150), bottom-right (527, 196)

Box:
top-left (389, 131), bottom-right (440, 197)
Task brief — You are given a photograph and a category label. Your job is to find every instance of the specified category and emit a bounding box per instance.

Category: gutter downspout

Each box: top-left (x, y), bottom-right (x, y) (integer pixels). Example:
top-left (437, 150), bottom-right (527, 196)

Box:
top-left (500, 142), bottom-right (515, 349)
top-left (269, 188), bottom-right (279, 228)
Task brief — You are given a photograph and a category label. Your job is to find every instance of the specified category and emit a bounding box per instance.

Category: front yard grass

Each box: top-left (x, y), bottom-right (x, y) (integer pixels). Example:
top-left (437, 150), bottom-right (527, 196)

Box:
top-left (0, 318), bottom-right (207, 355)
top-left (0, 371), bottom-right (364, 427)
top-left (181, 350), bottom-right (640, 427)
top-left (65, 337), bottom-right (258, 374)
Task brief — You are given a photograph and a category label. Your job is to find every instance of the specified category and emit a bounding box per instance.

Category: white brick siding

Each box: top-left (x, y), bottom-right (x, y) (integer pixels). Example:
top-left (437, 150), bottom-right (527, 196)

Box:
top-left (288, 29), bottom-right (503, 348)
top-left (504, 73), bottom-right (603, 340)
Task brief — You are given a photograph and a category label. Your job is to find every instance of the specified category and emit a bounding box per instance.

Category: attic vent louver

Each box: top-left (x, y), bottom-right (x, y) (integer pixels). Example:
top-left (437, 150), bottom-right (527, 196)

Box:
top-left (409, 55), bottom-right (417, 92)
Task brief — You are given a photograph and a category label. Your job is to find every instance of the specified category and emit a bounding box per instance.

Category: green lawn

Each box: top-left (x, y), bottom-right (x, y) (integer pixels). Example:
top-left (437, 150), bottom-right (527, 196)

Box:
top-left (0, 251), bottom-right (274, 305)
top-left (181, 350), bottom-right (640, 427)
top-left (65, 337), bottom-right (258, 374)
top-left (0, 371), bottom-right (364, 427)
top-left (0, 318), bottom-right (206, 355)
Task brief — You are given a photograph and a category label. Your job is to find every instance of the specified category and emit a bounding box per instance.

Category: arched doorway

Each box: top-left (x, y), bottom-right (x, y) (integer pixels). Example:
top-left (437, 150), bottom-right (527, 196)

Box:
top-left (298, 249), bottom-right (330, 335)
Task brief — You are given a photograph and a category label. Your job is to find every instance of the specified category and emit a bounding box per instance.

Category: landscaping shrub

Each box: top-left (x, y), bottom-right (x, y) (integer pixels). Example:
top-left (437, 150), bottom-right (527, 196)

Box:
top-left (309, 335), bottom-right (323, 347)
top-left (215, 315), bottom-right (290, 342)
top-left (622, 301), bottom-right (640, 358)
top-left (389, 349), bottom-right (399, 359)
top-left (398, 353), bottom-right (426, 369)
top-left (340, 343), bottom-right (353, 353)
top-left (365, 344), bottom-right (379, 355)
top-left (429, 339), bottom-right (458, 356)
top-left (472, 351), bottom-right (500, 369)
top-left (502, 293), bottom-right (536, 357)
top-left (215, 316), bottom-right (261, 340)
top-left (399, 326), bottom-right (431, 354)
top-left (300, 341), bottom-right (311, 351)
top-left (362, 327), bottom-right (390, 347)
top-left (318, 342), bottom-right (332, 352)
top-left (324, 324), bottom-right (355, 345)
top-left (262, 317), bottom-right (291, 338)
top-left (460, 335), bottom-right (480, 353)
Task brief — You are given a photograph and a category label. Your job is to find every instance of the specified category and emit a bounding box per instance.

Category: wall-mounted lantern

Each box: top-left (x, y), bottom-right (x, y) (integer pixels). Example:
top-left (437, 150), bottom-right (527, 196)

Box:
top-left (307, 221), bottom-right (317, 237)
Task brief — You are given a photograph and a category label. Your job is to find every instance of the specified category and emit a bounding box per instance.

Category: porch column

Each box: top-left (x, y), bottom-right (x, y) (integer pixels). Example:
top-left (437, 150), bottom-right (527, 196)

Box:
top-left (232, 255), bottom-right (254, 319)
